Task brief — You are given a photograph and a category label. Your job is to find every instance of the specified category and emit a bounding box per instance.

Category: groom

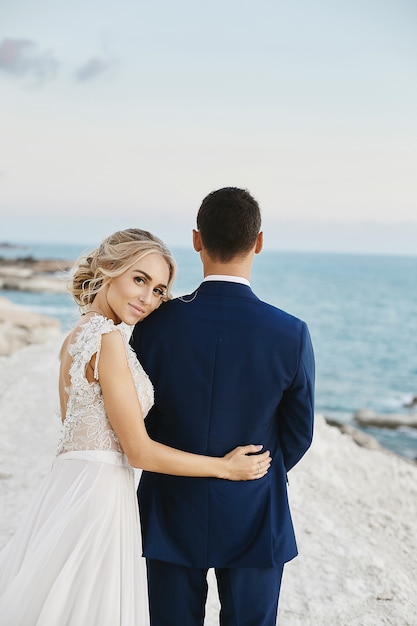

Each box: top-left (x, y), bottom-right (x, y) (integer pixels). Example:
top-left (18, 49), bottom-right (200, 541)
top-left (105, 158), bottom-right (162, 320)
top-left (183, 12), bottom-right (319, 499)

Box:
top-left (131, 187), bottom-right (315, 625)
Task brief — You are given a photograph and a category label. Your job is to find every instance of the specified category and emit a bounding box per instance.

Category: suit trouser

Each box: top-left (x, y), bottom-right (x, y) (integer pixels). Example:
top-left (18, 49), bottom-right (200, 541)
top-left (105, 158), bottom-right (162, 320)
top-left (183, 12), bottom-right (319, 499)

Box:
top-left (146, 558), bottom-right (284, 626)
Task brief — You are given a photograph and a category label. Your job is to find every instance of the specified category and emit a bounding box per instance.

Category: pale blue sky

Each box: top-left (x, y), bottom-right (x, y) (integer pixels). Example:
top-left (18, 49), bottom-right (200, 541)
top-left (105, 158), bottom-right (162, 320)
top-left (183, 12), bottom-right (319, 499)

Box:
top-left (1, 0), bottom-right (416, 254)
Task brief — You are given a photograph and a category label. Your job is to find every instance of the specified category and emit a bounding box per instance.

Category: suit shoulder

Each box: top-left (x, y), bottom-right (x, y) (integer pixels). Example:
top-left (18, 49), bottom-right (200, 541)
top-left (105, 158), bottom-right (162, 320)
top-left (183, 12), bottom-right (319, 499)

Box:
top-left (133, 296), bottom-right (185, 332)
top-left (257, 298), bottom-right (307, 330)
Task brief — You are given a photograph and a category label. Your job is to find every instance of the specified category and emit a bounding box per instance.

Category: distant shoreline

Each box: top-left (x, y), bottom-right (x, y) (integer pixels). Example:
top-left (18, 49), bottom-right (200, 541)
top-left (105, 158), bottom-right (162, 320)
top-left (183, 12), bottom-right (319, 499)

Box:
top-left (0, 241), bottom-right (23, 249)
top-left (2, 239), bottom-right (417, 261)
top-left (0, 257), bottom-right (74, 293)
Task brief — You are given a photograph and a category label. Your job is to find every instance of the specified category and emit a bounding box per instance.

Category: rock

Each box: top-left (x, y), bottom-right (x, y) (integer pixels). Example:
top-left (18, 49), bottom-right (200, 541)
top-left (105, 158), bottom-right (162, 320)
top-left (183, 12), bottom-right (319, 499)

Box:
top-left (404, 394), bottom-right (417, 408)
top-left (0, 274), bottom-right (69, 293)
top-left (325, 417), bottom-right (383, 450)
top-left (0, 258), bottom-right (73, 293)
top-left (354, 409), bottom-right (417, 429)
top-left (0, 297), bottom-right (62, 356)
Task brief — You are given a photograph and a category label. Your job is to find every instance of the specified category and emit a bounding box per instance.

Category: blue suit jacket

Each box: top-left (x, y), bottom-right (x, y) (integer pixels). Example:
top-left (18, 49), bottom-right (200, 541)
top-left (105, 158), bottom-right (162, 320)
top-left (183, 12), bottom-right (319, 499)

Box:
top-left (131, 280), bottom-right (315, 568)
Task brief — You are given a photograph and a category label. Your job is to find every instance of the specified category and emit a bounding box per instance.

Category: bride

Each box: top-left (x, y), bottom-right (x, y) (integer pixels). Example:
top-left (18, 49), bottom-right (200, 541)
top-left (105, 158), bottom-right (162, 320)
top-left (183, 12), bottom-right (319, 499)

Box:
top-left (0, 228), bottom-right (271, 625)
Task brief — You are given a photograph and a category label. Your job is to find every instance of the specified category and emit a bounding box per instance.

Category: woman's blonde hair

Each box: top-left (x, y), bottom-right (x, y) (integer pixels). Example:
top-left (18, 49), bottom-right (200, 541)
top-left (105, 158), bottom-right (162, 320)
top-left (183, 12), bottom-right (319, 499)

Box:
top-left (70, 228), bottom-right (176, 309)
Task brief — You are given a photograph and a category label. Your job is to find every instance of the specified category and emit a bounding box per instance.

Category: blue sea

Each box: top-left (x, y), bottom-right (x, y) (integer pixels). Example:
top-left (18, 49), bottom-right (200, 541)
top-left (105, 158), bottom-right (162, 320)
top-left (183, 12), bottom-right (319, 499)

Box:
top-left (1, 241), bottom-right (417, 462)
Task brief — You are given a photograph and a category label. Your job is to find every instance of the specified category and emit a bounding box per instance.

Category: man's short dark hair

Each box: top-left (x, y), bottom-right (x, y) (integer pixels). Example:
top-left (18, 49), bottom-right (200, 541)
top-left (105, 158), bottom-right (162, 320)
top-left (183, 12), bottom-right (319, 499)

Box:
top-left (196, 187), bottom-right (261, 262)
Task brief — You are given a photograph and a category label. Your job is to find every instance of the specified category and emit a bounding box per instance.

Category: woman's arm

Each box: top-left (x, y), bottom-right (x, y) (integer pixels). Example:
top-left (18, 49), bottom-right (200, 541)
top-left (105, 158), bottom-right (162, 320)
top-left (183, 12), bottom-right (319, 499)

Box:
top-left (98, 330), bottom-right (271, 480)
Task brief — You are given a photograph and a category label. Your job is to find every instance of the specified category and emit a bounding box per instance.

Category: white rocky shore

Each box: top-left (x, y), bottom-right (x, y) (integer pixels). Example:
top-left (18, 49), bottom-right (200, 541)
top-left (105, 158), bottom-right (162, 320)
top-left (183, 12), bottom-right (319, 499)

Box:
top-left (0, 296), bottom-right (62, 356)
top-left (354, 408), bottom-right (417, 430)
top-left (0, 317), bottom-right (416, 624)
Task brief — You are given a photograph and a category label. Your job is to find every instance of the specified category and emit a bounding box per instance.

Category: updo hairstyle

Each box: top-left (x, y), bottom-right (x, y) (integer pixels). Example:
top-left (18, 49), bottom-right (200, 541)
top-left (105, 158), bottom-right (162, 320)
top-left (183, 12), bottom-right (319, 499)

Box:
top-left (69, 228), bottom-right (176, 309)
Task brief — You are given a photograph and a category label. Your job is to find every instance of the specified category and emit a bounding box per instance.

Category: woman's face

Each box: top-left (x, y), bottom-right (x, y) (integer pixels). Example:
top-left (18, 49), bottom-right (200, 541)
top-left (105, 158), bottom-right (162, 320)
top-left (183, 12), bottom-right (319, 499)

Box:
top-left (104, 253), bottom-right (170, 325)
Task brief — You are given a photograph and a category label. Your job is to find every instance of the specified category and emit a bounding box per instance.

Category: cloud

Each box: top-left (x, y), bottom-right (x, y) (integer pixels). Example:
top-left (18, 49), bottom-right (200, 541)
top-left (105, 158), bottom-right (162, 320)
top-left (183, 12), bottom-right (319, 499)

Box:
top-left (75, 57), bottom-right (112, 82)
top-left (0, 38), bottom-right (58, 81)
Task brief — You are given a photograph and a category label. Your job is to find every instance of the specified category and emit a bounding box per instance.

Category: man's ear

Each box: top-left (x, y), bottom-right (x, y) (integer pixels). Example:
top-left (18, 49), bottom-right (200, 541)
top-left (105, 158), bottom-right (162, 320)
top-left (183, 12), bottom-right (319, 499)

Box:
top-left (255, 231), bottom-right (263, 254)
top-left (193, 229), bottom-right (202, 252)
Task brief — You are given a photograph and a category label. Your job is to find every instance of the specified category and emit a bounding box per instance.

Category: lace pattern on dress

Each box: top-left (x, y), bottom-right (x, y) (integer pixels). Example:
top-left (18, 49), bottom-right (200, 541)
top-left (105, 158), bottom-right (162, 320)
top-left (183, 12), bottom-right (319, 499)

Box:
top-left (56, 316), bottom-right (154, 456)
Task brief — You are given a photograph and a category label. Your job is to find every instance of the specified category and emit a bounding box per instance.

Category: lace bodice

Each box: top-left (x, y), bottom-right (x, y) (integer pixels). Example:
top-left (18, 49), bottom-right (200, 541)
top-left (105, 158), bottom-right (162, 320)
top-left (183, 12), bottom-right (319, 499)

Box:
top-left (56, 316), bottom-right (154, 456)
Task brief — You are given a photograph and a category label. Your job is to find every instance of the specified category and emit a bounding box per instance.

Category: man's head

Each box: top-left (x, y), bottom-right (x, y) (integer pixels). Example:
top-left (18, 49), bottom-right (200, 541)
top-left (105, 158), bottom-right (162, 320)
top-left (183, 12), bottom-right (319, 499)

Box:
top-left (195, 187), bottom-right (262, 262)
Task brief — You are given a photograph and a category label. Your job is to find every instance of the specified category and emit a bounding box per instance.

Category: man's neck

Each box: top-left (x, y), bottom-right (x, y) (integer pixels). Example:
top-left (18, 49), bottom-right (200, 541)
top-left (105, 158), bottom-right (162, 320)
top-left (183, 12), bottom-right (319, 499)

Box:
top-left (201, 255), bottom-right (253, 281)
top-left (194, 231), bottom-right (262, 281)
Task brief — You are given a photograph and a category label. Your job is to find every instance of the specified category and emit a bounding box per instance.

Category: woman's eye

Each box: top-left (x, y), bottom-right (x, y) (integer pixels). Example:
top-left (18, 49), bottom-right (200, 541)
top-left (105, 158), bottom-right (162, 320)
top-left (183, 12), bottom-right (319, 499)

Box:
top-left (135, 276), bottom-right (145, 285)
top-left (154, 287), bottom-right (166, 297)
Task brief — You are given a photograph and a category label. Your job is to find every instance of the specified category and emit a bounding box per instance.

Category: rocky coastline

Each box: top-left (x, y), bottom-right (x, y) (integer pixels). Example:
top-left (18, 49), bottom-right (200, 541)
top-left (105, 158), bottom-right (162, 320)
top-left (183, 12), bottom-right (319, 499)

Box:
top-left (0, 256), bottom-right (70, 356)
top-left (0, 257), bottom-right (73, 293)
top-left (1, 256), bottom-right (416, 439)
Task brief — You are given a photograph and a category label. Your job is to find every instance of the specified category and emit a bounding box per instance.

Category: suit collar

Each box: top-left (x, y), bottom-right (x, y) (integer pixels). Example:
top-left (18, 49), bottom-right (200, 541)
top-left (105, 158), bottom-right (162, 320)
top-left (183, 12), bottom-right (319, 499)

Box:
top-left (203, 275), bottom-right (250, 287)
top-left (195, 279), bottom-right (255, 298)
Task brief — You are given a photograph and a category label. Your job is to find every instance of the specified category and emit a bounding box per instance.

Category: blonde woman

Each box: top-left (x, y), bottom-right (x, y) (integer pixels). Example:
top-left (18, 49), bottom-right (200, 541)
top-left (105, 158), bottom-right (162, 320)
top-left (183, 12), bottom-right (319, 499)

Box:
top-left (0, 228), bottom-right (270, 625)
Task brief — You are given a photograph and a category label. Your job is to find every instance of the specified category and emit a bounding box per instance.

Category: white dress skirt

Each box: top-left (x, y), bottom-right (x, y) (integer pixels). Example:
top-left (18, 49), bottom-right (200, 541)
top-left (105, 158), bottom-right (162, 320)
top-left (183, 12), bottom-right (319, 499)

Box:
top-left (0, 451), bottom-right (149, 625)
top-left (0, 317), bottom-right (155, 625)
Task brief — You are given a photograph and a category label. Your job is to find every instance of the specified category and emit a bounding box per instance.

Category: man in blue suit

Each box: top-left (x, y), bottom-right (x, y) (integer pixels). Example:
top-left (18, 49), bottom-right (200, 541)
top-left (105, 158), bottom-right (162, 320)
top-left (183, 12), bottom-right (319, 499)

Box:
top-left (131, 187), bottom-right (315, 625)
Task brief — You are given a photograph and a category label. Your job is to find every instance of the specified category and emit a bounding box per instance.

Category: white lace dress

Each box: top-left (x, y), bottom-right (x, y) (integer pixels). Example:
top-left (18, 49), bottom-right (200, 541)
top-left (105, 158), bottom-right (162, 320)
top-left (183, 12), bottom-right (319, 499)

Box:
top-left (0, 316), bottom-right (153, 625)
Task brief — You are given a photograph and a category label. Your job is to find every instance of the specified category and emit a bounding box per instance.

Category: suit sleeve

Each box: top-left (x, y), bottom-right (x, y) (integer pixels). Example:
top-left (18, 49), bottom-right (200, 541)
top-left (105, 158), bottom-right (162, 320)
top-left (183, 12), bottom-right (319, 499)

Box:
top-left (277, 322), bottom-right (315, 472)
top-left (130, 323), bottom-right (159, 439)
